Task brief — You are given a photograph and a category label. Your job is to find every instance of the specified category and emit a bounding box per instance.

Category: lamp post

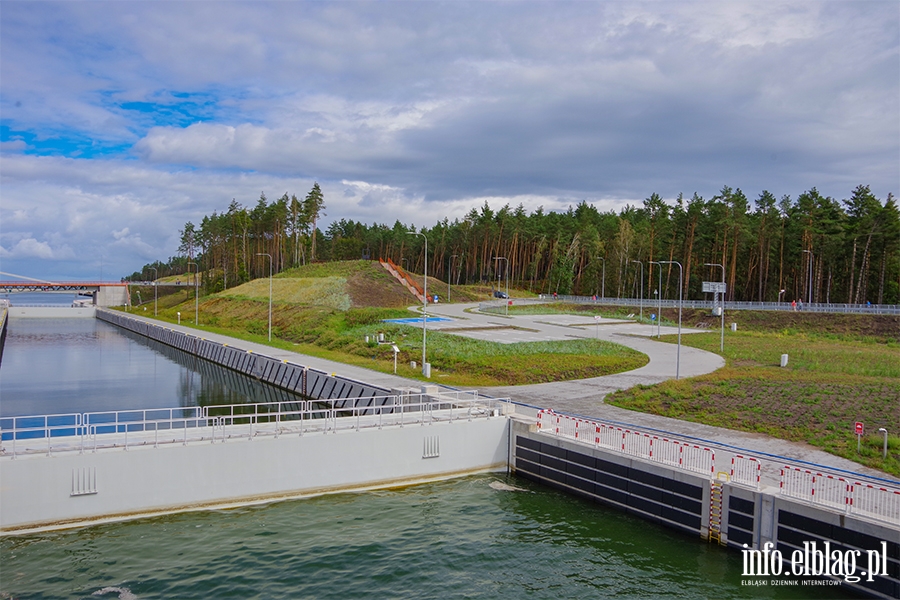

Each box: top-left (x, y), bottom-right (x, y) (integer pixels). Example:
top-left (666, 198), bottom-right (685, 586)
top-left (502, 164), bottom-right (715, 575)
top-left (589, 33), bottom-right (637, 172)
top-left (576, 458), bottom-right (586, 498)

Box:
top-left (779, 289), bottom-right (786, 304)
top-left (659, 260), bottom-right (682, 379)
top-left (148, 267), bottom-right (158, 317)
top-left (631, 260), bottom-right (643, 322)
top-left (407, 231), bottom-right (428, 375)
top-left (597, 256), bottom-right (606, 300)
top-left (802, 249), bottom-right (813, 304)
top-left (650, 261), bottom-right (662, 339)
top-left (704, 262), bottom-right (725, 353)
top-left (187, 261), bottom-right (199, 325)
top-left (494, 256), bottom-right (508, 315)
top-left (878, 428), bottom-right (888, 460)
top-left (449, 254), bottom-right (458, 303)
top-left (256, 253), bottom-right (272, 341)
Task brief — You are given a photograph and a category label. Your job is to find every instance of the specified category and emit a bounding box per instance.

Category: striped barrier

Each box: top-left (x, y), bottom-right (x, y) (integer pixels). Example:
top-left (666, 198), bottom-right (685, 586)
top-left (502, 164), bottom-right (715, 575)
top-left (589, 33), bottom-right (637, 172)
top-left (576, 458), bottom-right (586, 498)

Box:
top-left (731, 455), bottom-right (761, 490)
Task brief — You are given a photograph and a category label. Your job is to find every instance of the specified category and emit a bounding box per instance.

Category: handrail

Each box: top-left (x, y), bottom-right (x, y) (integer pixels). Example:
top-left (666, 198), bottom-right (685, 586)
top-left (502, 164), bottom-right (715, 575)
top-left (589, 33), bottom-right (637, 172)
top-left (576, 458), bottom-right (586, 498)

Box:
top-left (479, 296), bottom-right (900, 316)
top-left (0, 391), bottom-right (502, 458)
top-left (532, 408), bottom-right (899, 526)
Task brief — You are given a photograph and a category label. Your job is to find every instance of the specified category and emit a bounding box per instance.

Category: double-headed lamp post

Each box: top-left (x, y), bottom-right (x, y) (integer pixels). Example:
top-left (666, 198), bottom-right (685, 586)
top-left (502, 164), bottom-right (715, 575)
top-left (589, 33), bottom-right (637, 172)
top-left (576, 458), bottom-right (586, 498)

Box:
top-left (187, 261), bottom-right (199, 325)
top-left (408, 231), bottom-right (428, 375)
top-left (631, 260), bottom-right (643, 321)
top-left (494, 256), bottom-right (508, 315)
top-left (148, 267), bottom-right (158, 317)
top-left (659, 260), bottom-right (683, 379)
top-left (704, 262), bottom-right (725, 353)
top-left (257, 253), bottom-right (272, 342)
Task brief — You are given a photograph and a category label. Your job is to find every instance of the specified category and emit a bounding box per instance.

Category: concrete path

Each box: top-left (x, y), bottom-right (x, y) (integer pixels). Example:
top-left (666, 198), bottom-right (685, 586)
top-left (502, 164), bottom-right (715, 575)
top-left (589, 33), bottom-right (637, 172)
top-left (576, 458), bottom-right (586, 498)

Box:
top-left (118, 304), bottom-right (895, 483)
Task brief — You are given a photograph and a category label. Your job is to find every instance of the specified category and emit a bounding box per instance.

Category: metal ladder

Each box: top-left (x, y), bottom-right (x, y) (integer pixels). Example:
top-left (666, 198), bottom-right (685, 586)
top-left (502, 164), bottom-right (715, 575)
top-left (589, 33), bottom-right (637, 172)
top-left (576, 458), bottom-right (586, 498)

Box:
top-left (708, 472), bottom-right (728, 546)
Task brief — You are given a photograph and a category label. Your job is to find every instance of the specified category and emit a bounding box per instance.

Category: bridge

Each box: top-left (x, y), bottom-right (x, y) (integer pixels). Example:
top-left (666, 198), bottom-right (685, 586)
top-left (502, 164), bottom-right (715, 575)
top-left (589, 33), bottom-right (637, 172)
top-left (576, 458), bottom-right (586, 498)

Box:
top-left (0, 281), bottom-right (129, 307)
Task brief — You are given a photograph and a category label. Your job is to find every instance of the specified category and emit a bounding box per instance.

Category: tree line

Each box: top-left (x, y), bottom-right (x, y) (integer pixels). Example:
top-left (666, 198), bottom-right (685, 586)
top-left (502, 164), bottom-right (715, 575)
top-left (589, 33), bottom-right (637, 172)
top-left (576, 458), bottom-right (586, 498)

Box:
top-left (125, 183), bottom-right (899, 305)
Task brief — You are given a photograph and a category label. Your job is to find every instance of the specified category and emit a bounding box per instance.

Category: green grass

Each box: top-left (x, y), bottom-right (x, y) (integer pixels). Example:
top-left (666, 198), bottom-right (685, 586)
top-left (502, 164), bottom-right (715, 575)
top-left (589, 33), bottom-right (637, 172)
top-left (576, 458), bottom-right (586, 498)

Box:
top-left (607, 329), bottom-right (900, 476)
top-left (138, 296), bottom-right (647, 387)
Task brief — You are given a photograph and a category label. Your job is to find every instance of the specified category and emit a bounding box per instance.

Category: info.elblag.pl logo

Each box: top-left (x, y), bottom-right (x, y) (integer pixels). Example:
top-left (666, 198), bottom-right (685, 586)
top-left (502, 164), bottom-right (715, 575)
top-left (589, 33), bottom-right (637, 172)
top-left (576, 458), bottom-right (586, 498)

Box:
top-left (741, 541), bottom-right (889, 586)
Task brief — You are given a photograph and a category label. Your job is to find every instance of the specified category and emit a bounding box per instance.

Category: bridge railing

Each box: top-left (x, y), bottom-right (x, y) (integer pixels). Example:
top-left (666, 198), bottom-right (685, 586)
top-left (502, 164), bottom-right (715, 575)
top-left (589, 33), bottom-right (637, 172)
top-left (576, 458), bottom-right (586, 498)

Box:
top-left (479, 296), bottom-right (900, 316)
top-left (0, 391), bottom-right (504, 457)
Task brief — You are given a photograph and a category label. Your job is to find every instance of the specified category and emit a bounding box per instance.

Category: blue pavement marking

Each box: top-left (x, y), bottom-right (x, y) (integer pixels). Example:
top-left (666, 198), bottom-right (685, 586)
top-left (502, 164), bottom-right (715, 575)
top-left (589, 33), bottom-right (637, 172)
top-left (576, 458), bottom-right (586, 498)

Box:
top-left (382, 317), bottom-right (452, 324)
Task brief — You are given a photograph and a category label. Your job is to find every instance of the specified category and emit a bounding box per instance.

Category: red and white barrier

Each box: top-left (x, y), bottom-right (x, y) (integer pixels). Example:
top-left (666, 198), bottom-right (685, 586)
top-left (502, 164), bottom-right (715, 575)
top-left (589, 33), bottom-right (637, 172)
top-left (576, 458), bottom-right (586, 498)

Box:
top-left (851, 482), bottom-right (900, 523)
top-left (812, 473), bottom-right (850, 511)
top-left (781, 466), bottom-right (815, 501)
top-left (731, 455), bottom-right (761, 490)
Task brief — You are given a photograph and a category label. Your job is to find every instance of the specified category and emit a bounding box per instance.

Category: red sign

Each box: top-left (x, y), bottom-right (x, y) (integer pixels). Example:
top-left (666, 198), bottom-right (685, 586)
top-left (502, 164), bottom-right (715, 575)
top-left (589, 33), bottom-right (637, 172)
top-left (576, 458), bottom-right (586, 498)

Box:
top-left (855, 422), bottom-right (864, 435)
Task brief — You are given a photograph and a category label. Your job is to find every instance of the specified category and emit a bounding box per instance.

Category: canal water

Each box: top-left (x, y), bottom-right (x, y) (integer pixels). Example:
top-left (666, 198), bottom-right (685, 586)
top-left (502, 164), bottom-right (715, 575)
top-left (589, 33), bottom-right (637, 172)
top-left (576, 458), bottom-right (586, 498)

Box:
top-left (0, 315), bottom-right (850, 599)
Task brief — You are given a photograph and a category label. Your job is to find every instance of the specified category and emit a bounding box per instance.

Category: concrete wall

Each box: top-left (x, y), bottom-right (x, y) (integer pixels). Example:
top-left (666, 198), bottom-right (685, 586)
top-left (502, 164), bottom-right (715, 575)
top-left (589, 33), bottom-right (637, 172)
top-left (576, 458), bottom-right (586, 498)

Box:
top-left (7, 306), bottom-right (96, 318)
top-left (511, 422), bottom-right (899, 599)
top-left (1, 416), bottom-right (509, 533)
top-left (97, 310), bottom-right (390, 402)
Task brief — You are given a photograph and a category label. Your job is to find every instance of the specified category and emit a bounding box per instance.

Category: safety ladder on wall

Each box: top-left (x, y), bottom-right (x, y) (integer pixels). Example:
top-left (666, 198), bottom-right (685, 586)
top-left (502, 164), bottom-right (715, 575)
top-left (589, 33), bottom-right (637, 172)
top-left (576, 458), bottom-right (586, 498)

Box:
top-left (708, 472), bottom-right (728, 546)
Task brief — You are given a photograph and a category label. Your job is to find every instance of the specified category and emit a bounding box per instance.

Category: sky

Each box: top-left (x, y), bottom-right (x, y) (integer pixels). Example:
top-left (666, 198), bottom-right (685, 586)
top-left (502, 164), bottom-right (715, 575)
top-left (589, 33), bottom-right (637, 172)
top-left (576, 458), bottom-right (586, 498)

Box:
top-left (0, 1), bottom-right (897, 281)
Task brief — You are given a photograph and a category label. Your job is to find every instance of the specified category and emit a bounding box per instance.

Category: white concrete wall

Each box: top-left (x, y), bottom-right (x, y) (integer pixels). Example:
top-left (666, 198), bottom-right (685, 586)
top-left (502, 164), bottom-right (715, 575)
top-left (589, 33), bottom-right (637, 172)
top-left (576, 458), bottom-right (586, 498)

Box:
top-left (6, 306), bottom-right (97, 318)
top-left (0, 416), bottom-right (509, 534)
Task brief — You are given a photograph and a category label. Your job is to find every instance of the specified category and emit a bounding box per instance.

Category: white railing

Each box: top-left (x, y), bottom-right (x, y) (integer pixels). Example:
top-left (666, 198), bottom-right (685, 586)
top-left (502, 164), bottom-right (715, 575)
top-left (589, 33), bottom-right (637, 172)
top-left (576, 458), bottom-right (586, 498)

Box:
top-left (731, 455), bottom-right (761, 489)
top-left (0, 391), bottom-right (503, 458)
top-left (532, 409), bottom-right (898, 526)
top-left (535, 410), bottom-right (714, 477)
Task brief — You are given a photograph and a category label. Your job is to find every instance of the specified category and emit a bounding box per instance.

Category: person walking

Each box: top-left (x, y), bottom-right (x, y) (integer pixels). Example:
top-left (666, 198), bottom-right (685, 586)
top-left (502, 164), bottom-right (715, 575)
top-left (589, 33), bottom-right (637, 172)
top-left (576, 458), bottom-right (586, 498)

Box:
top-left (791, 299), bottom-right (797, 311)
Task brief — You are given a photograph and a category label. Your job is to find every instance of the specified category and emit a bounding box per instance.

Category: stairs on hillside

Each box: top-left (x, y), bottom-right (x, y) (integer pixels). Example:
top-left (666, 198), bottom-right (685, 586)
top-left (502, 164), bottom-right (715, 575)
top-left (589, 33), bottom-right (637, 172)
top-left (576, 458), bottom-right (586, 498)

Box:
top-left (379, 259), bottom-right (426, 303)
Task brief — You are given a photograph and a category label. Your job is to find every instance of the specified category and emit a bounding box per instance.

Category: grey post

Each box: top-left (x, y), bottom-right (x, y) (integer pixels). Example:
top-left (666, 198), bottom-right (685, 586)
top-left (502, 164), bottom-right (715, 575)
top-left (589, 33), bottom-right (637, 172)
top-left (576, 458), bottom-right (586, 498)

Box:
top-left (494, 256), bottom-right (508, 315)
top-left (803, 249), bottom-right (814, 304)
top-left (408, 231), bottom-right (428, 375)
top-left (650, 261), bottom-right (662, 338)
top-left (704, 262), bottom-right (725, 353)
top-left (148, 266), bottom-right (158, 317)
top-left (659, 260), bottom-right (682, 379)
top-left (878, 428), bottom-right (888, 459)
top-left (632, 260), bottom-right (643, 322)
top-left (449, 254), bottom-right (458, 302)
top-left (187, 261), bottom-right (198, 325)
top-left (256, 253), bottom-right (272, 341)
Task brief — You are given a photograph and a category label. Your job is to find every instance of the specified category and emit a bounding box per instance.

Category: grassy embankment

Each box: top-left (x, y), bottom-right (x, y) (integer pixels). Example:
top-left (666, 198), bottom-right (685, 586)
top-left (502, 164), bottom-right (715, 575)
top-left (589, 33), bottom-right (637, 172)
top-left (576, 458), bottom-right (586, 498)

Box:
top-left (512, 303), bottom-right (899, 476)
top-left (129, 261), bottom-right (646, 387)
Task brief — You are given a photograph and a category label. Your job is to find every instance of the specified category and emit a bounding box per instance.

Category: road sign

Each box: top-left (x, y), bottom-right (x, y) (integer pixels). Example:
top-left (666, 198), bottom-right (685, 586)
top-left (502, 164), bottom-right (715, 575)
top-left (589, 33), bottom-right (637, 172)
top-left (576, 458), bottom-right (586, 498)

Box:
top-left (702, 281), bottom-right (727, 294)
top-left (855, 422), bottom-right (864, 435)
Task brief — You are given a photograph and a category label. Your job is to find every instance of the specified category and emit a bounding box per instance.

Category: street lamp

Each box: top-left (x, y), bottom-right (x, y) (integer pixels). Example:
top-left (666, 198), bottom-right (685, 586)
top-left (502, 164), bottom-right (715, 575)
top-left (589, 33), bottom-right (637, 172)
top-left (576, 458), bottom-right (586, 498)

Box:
top-left (148, 267), bottom-right (158, 317)
top-left (407, 231), bottom-right (428, 375)
top-left (650, 261), bottom-right (662, 339)
top-left (494, 256), bottom-right (508, 315)
top-left (659, 260), bottom-right (682, 379)
top-left (631, 260), bottom-right (643, 322)
top-left (802, 249), bottom-right (813, 304)
top-left (449, 254), bottom-right (458, 303)
top-left (778, 289), bottom-right (786, 304)
top-left (597, 256), bottom-right (606, 300)
top-left (257, 253), bottom-right (272, 342)
top-left (187, 261), bottom-right (199, 325)
top-left (704, 263), bottom-right (725, 353)
top-left (878, 428), bottom-right (889, 460)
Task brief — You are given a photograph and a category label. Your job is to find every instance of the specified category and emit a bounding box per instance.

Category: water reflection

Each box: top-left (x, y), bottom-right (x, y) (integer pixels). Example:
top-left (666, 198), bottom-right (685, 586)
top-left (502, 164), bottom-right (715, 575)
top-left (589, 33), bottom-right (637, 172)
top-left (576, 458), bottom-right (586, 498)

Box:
top-left (0, 317), bottom-right (304, 418)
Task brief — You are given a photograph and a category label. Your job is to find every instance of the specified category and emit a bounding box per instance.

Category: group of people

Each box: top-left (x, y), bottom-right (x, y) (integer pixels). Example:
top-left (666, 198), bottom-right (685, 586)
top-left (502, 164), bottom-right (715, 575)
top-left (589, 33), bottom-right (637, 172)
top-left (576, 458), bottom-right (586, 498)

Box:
top-left (791, 299), bottom-right (804, 311)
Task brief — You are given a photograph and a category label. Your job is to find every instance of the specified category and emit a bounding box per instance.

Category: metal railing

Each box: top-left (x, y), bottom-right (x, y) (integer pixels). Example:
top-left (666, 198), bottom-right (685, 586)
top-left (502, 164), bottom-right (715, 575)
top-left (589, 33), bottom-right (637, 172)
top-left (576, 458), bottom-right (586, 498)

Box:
top-left (0, 391), bottom-right (503, 458)
top-left (480, 296), bottom-right (900, 316)
top-left (532, 408), bottom-right (899, 526)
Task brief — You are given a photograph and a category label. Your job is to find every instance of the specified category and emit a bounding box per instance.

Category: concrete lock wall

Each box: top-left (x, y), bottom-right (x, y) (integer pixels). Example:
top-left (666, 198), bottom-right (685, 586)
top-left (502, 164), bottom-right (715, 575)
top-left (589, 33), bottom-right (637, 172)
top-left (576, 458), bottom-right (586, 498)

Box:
top-left (510, 422), bottom-right (899, 599)
top-left (1, 417), bottom-right (509, 533)
top-left (96, 310), bottom-right (390, 403)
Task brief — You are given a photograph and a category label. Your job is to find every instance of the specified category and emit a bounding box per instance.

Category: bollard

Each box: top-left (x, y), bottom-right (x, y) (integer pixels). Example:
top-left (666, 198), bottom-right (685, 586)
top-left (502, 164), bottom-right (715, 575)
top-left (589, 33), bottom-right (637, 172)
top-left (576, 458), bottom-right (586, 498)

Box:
top-left (423, 363), bottom-right (431, 378)
top-left (411, 360), bottom-right (417, 370)
top-left (731, 322), bottom-right (737, 332)
top-left (780, 354), bottom-right (789, 367)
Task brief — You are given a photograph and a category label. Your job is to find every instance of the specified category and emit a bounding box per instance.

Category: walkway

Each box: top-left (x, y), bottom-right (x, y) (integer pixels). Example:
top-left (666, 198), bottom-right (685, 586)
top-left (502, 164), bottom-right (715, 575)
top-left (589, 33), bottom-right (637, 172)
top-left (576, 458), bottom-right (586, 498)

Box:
top-left (120, 303), bottom-right (893, 483)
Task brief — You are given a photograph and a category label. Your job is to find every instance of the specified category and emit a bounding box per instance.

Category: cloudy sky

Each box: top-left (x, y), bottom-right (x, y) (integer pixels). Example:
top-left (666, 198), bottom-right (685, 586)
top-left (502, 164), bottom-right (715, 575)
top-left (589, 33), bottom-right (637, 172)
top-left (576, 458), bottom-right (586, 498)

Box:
top-left (1, 1), bottom-right (897, 281)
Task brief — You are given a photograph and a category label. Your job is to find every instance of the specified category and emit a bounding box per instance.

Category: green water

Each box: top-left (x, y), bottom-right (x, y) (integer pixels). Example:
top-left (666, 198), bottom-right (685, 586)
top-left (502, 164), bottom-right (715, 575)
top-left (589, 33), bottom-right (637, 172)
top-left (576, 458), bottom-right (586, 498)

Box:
top-left (1, 474), bottom-right (850, 599)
